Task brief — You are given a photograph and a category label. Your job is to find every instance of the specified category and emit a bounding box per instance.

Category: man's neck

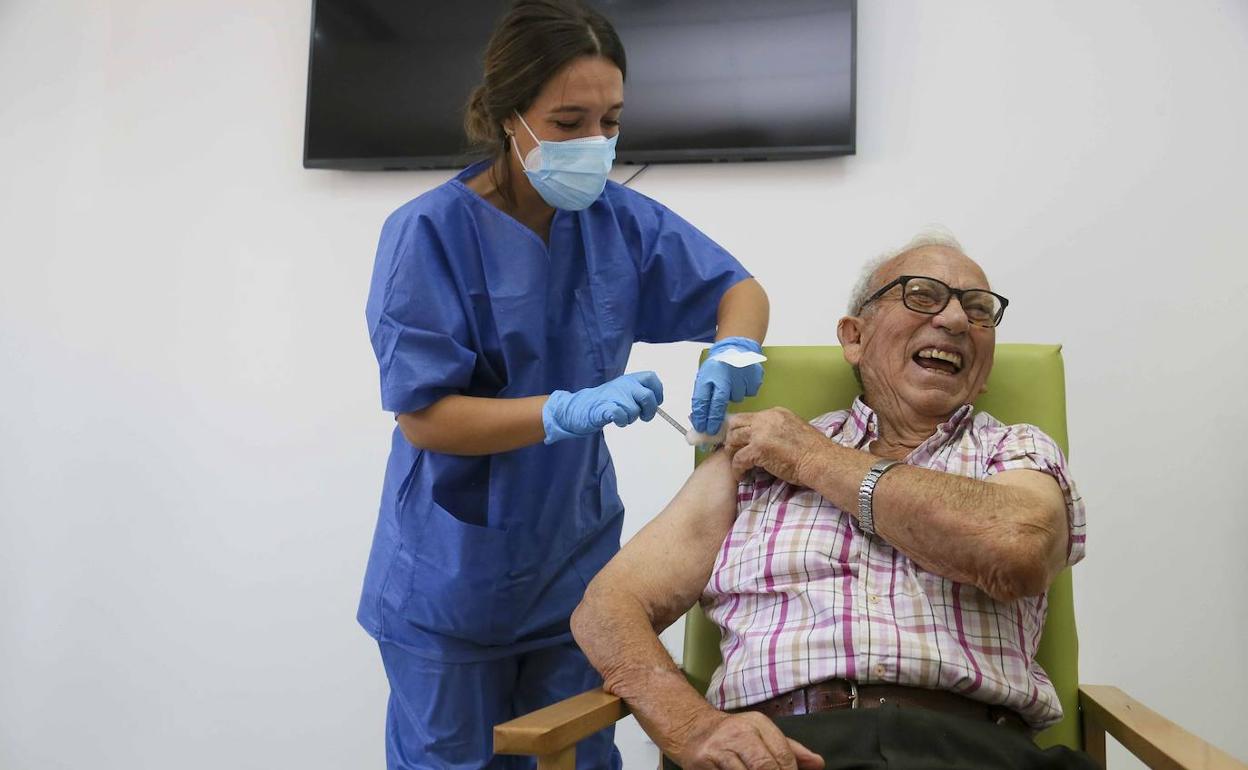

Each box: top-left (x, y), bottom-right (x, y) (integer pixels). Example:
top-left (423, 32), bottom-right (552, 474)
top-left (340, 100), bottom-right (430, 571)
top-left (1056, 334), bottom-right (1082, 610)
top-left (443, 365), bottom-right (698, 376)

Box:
top-left (865, 397), bottom-right (952, 460)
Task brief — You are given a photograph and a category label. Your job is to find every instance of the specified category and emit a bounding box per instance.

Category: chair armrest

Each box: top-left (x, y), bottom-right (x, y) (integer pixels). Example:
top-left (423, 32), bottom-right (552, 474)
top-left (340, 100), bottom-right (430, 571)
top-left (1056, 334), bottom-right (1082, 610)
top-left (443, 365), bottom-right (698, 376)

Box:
top-left (494, 687), bottom-right (629, 757)
top-left (1079, 684), bottom-right (1247, 770)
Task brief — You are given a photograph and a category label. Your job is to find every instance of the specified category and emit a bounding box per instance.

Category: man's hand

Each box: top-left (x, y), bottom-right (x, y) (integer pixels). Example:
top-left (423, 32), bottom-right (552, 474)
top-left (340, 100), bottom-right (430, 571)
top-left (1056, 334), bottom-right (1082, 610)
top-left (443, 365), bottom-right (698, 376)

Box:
top-left (723, 408), bottom-right (828, 485)
top-left (672, 709), bottom-right (824, 770)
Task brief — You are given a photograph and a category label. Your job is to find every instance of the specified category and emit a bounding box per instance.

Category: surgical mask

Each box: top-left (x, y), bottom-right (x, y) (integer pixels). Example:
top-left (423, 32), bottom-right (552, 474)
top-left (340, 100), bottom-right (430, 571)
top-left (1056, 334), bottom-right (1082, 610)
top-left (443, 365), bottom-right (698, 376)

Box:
top-left (511, 111), bottom-right (618, 211)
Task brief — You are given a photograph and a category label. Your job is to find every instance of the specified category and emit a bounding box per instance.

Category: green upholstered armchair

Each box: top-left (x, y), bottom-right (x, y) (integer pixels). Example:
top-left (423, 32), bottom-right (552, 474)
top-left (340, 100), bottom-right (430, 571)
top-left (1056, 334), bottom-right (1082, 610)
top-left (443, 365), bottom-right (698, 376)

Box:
top-left (495, 345), bottom-right (1246, 770)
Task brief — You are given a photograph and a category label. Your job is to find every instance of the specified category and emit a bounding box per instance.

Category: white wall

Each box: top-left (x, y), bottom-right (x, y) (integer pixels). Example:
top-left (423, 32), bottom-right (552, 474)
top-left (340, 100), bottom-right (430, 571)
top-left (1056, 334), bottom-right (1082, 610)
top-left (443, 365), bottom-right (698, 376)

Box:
top-left (2, 1), bottom-right (1245, 768)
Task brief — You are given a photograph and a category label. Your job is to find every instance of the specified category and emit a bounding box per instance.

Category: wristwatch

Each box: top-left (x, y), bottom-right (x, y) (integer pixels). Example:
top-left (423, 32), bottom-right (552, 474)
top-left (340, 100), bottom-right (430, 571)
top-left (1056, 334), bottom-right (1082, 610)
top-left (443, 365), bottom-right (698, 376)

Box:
top-left (857, 459), bottom-right (900, 537)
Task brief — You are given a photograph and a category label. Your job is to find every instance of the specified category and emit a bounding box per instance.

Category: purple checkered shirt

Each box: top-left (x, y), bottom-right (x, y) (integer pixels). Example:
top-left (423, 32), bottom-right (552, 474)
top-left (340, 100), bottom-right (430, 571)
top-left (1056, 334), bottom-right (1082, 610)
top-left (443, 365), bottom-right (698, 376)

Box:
top-left (701, 397), bottom-right (1086, 729)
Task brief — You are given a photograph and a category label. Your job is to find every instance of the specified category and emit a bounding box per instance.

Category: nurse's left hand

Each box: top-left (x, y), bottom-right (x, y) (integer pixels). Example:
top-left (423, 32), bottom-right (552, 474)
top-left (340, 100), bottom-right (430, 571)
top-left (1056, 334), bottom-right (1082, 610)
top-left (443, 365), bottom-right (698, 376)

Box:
top-left (691, 337), bottom-right (765, 436)
top-left (542, 371), bottom-right (665, 444)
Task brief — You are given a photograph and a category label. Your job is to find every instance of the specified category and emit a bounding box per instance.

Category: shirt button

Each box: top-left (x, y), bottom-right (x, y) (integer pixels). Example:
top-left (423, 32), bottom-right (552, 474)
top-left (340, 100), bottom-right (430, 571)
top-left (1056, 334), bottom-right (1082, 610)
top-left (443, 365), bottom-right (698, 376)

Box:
top-left (875, 664), bottom-right (886, 676)
top-left (868, 594), bottom-right (880, 604)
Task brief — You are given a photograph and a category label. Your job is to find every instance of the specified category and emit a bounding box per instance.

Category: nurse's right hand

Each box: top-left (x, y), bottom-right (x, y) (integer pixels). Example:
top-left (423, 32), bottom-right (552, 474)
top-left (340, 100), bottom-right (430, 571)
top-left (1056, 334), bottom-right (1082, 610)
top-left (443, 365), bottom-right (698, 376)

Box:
top-left (542, 372), bottom-right (665, 444)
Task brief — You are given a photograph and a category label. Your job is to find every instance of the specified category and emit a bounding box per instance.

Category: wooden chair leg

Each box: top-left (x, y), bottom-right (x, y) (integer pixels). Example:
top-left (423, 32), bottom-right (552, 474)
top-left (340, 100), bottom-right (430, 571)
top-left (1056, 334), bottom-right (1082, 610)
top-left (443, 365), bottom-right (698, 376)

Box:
top-left (1083, 709), bottom-right (1107, 768)
top-left (537, 746), bottom-right (576, 770)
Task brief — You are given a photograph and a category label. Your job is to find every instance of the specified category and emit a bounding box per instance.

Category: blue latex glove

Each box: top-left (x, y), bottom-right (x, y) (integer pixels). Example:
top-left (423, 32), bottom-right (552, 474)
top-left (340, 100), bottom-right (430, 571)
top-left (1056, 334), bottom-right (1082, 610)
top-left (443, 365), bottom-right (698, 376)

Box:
top-left (542, 371), bottom-right (665, 444)
top-left (691, 337), bottom-right (764, 435)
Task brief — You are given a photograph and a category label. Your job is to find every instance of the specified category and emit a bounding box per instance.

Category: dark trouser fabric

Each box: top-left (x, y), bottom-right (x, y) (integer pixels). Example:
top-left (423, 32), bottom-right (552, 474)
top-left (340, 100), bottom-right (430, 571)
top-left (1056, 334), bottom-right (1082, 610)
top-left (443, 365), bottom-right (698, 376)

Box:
top-left (664, 707), bottom-right (1099, 769)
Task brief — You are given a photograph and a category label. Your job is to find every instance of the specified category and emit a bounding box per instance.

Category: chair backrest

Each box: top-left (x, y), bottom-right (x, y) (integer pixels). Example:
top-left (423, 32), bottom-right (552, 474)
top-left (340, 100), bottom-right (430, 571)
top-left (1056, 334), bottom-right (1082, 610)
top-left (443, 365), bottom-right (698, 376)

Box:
top-left (684, 343), bottom-right (1080, 750)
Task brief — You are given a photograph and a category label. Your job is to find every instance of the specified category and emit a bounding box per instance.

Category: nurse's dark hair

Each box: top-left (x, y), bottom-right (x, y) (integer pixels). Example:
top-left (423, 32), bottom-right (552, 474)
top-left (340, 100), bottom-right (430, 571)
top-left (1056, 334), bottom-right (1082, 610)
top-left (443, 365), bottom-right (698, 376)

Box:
top-left (464, 0), bottom-right (626, 204)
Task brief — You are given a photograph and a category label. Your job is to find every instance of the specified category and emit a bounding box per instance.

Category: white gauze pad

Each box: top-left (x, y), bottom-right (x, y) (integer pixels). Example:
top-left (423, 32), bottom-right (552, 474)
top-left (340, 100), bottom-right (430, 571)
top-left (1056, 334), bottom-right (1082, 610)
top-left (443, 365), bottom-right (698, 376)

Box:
top-left (685, 424), bottom-right (728, 447)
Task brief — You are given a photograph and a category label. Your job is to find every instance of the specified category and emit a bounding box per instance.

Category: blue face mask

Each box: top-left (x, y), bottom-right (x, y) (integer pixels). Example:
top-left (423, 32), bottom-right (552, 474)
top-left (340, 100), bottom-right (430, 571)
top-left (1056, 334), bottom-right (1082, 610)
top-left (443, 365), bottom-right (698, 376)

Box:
top-left (512, 111), bottom-right (618, 211)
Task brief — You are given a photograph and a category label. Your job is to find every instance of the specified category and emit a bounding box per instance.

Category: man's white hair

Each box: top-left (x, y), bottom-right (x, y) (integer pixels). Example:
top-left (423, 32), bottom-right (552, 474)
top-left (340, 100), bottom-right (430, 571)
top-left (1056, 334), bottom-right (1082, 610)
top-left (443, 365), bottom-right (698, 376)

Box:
top-left (847, 226), bottom-right (967, 315)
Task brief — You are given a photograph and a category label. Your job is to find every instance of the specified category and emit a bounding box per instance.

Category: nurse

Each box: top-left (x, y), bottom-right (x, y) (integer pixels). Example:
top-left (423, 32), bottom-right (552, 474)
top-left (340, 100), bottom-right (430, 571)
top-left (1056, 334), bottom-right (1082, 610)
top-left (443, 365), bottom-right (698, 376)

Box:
top-left (360, 1), bottom-right (768, 768)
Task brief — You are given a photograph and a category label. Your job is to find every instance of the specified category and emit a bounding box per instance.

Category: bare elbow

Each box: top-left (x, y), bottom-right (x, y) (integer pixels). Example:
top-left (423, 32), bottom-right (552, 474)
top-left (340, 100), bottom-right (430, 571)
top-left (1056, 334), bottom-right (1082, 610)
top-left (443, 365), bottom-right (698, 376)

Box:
top-left (569, 588), bottom-right (599, 649)
top-left (571, 579), bottom-right (637, 695)
top-left (396, 411), bottom-right (433, 449)
top-left (571, 576), bottom-right (617, 648)
top-left (983, 562), bottom-right (1050, 602)
top-left (981, 530), bottom-right (1060, 601)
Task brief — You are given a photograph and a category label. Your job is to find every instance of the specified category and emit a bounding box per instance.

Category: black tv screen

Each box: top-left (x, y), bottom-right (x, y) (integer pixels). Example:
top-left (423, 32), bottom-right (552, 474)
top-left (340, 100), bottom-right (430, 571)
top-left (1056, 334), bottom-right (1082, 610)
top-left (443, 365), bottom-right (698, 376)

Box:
top-left (304, 0), bottom-right (856, 170)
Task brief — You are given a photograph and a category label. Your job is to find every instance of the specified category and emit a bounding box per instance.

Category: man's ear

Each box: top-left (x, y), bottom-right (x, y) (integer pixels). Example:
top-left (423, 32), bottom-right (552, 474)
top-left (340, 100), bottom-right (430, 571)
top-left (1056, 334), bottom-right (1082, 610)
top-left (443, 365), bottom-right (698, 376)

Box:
top-left (837, 316), bottom-right (864, 366)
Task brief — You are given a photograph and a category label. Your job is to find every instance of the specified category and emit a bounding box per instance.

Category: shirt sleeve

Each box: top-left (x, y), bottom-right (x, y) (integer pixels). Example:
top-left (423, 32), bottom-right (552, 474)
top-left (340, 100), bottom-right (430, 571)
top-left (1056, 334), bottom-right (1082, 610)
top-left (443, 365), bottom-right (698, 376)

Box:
top-left (365, 209), bottom-right (477, 414)
top-left (623, 193), bottom-right (753, 344)
top-left (986, 424), bottom-right (1087, 566)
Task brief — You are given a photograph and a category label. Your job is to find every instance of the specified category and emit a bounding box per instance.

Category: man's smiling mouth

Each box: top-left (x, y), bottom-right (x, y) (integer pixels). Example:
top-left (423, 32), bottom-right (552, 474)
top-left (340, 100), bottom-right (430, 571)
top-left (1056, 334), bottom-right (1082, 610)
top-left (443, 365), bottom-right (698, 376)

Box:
top-left (913, 347), bottom-right (963, 375)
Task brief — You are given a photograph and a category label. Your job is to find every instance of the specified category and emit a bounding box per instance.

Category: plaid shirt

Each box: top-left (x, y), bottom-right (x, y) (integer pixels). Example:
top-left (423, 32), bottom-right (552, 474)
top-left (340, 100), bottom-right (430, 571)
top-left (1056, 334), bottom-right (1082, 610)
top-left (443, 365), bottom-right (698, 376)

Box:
top-left (702, 398), bottom-right (1086, 728)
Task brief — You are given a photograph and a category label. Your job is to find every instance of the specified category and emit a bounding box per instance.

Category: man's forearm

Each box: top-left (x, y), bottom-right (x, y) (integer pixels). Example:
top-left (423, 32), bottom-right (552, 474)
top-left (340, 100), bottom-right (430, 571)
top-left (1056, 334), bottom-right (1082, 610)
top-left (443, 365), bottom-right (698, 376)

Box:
top-left (571, 452), bottom-right (744, 758)
top-left (795, 444), bottom-right (1060, 600)
top-left (571, 587), bottom-right (719, 758)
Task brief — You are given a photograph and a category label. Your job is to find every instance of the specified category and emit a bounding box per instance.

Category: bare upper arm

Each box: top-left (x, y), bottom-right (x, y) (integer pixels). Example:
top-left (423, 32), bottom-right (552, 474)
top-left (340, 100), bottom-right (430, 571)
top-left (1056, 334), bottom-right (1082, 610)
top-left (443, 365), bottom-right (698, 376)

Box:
top-left (984, 468), bottom-right (1070, 574)
top-left (588, 450), bottom-right (741, 632)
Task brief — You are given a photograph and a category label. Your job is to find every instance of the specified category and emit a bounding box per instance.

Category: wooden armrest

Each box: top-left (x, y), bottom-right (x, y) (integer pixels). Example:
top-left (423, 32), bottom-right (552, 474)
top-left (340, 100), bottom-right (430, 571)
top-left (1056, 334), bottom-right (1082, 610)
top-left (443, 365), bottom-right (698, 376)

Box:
top-left (494, 687), bottom-right (629, 757)
top-left (1079, 684), bottom-right (1246, 770)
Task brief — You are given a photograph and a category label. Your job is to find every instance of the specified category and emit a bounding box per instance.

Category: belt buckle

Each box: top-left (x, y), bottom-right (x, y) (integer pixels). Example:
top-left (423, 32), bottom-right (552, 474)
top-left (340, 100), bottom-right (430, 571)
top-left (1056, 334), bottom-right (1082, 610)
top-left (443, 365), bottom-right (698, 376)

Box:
top-left (848, 680), bottom-right (859, 709)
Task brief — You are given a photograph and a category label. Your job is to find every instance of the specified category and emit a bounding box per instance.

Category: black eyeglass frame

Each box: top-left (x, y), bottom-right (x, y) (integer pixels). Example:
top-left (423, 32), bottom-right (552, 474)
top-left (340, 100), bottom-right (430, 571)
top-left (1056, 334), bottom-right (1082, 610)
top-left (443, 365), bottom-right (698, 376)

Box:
top-left (859, 275), bottom-right (1010, 328)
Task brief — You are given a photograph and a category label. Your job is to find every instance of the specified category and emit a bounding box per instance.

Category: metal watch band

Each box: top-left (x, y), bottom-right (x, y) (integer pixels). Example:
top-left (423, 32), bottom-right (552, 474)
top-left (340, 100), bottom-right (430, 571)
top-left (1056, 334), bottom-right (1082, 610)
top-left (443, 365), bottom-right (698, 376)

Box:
top-left (857, 459), bottom-right (900, 536)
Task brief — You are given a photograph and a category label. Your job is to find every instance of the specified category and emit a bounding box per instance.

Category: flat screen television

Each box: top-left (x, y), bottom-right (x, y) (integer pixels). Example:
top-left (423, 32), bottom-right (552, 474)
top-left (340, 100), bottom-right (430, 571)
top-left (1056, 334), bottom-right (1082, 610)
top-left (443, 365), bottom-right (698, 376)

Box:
top-left (304, 0), bottom-right (856, 170)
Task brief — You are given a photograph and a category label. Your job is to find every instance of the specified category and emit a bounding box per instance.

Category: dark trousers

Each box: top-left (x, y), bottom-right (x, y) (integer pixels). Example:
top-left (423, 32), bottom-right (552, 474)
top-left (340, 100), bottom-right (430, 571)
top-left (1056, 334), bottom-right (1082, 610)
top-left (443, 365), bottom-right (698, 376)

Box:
top-left (665, 707), bottom-right (1099, 769)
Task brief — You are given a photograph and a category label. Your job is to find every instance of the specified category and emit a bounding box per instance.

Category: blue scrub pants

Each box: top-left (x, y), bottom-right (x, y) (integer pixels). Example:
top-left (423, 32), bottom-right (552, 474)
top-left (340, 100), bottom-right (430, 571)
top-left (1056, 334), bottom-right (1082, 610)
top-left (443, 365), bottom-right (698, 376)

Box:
top-left (379, 641), bottom-right (623, 770)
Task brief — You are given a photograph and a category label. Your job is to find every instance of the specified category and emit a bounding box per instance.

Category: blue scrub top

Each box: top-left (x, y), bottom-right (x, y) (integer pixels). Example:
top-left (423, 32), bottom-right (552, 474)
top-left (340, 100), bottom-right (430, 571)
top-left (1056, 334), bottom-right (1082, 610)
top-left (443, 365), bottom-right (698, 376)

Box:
top-left (360, 160), bottom-right (751, 661)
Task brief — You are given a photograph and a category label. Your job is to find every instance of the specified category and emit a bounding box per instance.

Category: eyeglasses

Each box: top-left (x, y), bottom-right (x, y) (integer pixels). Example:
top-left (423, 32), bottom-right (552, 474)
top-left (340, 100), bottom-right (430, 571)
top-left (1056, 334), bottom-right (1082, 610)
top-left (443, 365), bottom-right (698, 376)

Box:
top-left (859, 275), bottom-right (1009, 328)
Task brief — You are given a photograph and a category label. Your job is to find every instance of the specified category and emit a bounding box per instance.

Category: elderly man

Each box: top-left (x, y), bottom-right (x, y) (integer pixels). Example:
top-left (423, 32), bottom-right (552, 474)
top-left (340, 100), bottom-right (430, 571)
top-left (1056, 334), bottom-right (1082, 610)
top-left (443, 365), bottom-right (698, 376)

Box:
top-left (570, 232), bottom-right (1091, 770)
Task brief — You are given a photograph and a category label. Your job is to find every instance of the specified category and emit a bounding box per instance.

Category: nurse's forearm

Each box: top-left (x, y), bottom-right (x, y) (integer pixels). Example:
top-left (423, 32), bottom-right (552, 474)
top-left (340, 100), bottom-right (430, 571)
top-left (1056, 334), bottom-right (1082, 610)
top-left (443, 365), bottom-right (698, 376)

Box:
top-left (714, 277), bottom-right (769, 343)
top-left (396, 395), bottom-right (547, 455)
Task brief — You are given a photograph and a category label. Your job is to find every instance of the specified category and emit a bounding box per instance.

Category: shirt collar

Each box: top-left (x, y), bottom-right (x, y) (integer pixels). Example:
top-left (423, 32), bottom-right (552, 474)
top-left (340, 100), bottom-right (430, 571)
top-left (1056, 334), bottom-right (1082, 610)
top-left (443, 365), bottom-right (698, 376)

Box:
top-left (842, 396), bottom-right (975, 455)
top-left (841, 397), bottom-right (880, 449)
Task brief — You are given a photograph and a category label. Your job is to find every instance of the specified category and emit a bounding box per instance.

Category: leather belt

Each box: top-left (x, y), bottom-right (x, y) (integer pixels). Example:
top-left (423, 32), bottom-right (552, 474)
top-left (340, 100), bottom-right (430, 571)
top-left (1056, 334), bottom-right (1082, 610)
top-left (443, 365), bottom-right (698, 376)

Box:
top-left (733, 678), bottom-right (1033, 736)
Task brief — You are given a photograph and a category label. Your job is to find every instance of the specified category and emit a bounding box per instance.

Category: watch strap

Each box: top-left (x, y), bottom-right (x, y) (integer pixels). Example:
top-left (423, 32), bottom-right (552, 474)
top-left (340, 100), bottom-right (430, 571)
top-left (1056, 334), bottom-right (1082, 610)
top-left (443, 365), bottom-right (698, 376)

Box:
top-left (858, 459), bottom-right (901, 536)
